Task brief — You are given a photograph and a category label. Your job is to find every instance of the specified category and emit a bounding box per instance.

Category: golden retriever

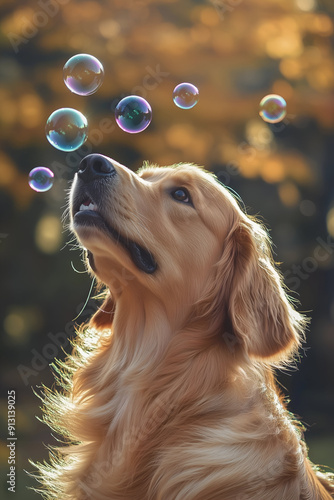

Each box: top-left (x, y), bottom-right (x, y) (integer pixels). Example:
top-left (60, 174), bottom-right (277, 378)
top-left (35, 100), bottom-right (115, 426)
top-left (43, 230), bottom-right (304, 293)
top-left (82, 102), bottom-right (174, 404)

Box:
top-left (36, 154), bottom-right (334, 499)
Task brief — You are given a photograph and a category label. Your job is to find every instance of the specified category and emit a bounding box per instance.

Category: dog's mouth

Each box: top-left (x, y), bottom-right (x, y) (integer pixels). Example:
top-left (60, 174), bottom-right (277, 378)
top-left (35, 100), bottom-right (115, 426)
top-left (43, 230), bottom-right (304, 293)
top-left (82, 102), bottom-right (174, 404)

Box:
top-left (73, 196), bottom-right (157, 274)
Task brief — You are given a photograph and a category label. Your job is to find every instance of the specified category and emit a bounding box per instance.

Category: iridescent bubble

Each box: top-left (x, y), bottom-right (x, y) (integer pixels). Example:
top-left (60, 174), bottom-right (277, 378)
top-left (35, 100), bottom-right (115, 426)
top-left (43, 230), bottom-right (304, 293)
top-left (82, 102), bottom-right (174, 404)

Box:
top-left (45, 108), bottom-right (88, 151)
top-left (259, 94), bottom-right (287, 124)
top-left (173, 83), bottom-right (199, 109)
top-left (63, 54), bottom-right (104, 96)
top-left (115, 96), bottom-right (152, 134)
top-left (28, 167), bottom-right (54, 192)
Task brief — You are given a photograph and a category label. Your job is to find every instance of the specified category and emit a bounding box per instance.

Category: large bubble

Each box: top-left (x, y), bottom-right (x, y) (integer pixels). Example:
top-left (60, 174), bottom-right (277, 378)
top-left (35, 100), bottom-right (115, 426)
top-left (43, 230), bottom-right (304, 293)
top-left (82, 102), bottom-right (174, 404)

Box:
top-left (63, 54), bottom-right (104, 96)
top-left (45, 108), bottom-right (88, 151)
top-left (115, 96), bottom-right (152, 134)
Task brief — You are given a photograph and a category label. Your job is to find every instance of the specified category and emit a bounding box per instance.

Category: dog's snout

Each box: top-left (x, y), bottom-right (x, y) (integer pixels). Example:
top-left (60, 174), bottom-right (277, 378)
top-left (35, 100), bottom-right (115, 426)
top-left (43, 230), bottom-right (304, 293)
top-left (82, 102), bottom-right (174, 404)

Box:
top-left (78, 154), bottom-right (116, 182)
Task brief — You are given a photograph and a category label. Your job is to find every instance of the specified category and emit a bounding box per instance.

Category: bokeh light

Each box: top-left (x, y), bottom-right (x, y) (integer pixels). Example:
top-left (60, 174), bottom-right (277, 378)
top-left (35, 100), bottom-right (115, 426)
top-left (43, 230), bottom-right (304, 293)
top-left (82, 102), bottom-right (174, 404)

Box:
top-left (1, 0), bottom-right (334, 480)
top-left (245, 120), bottom-right (274, 150)
top-left (35, 214), bottom-right (63, 254)
top-left (326, 207), bottom-right (334, 237)
top-left (300, 199), bottom-right (316, 216)
top-left (3, 306), bottom-right (43, 344)
top-left (296, 0), bottom-right (316, 11)
top-left (278, 181), bottom-right (300, 207)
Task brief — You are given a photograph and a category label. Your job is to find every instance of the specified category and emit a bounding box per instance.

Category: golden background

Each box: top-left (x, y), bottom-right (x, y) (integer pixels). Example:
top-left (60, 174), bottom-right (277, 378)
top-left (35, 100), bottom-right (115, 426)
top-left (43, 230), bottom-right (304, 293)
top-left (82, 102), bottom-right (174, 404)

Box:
top-left (0, 0), bottom-right (334, 497)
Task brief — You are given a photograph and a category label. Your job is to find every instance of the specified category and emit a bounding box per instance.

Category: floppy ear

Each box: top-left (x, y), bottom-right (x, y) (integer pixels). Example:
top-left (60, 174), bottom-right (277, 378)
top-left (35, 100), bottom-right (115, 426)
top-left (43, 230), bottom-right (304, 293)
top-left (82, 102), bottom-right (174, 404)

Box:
top-left (89, 291), bottom-right (115, 330)
top-left (216, 217), bottom-right (306, 362)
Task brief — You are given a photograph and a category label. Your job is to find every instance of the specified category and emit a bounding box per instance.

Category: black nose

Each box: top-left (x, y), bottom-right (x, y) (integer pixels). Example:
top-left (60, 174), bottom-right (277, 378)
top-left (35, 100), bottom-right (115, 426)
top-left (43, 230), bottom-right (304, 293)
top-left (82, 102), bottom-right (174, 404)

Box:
top-left (77, 154), bottom-right (116, 182)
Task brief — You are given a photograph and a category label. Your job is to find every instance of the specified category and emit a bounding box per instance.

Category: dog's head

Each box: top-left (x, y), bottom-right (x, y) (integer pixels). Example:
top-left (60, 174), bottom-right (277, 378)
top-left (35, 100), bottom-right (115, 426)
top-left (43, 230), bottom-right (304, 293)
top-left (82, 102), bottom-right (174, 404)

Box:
top-left (70, 154), bottom-right (231, 297)
top-left (70, 154), bottom-right (305, 363)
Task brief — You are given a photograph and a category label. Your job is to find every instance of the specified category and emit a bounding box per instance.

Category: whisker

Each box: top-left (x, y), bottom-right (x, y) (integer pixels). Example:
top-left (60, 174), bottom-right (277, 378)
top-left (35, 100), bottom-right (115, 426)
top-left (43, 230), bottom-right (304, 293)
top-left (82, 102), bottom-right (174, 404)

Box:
top-left (71, 277), bottom-right (96, 321)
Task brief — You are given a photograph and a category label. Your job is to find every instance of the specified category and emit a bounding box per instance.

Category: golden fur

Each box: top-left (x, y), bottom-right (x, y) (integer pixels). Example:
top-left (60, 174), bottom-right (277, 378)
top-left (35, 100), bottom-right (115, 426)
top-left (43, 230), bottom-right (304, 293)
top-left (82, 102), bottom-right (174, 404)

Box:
top-left (35, 158), bottom-right (334, 499)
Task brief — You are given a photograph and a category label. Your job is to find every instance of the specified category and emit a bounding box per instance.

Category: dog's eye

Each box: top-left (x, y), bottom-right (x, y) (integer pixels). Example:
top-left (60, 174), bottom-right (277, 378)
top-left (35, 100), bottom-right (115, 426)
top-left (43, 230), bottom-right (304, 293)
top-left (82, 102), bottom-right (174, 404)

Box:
top-left (171, 188), bottom-right (192, 204)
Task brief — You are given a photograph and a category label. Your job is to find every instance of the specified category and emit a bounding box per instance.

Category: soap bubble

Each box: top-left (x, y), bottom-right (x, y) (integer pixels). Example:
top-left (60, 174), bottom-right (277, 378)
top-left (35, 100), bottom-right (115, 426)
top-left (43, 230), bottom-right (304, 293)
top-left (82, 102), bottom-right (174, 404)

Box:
top-left (45, 108), bottom-right (88, 151)
top-left (173, 83), bottom-right (199, 109)
top-left (63, 54), bottom-right (104, 96)
top-left (259, 94), bottom-right (287, 124)
top-left (28, 167), bottom-right (54, 192)
top-left (115, 96), bottom-right (152, 133)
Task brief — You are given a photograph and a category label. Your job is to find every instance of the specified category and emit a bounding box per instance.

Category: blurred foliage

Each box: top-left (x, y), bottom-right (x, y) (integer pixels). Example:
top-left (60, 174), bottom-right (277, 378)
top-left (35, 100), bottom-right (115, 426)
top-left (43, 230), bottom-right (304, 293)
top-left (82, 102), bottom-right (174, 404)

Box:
top-left (0, 0), bottom-right (334, 497)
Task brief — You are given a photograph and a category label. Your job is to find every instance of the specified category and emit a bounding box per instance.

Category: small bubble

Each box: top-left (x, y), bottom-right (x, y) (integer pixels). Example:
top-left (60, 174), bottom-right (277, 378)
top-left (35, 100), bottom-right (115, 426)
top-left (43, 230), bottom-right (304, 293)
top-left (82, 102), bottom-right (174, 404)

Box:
top-left (45, 108), bottom-right (88, 151)
top-left (115, 96), bottom-right (152, 134)
top-left (173, 83), bottom-right (199, 109)
top-left (259, 94), bottom-right (287, 124)
top-left (63, 54), bottom-right (104, 96)
top-left (28, 167), bottom-right (54, 192)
